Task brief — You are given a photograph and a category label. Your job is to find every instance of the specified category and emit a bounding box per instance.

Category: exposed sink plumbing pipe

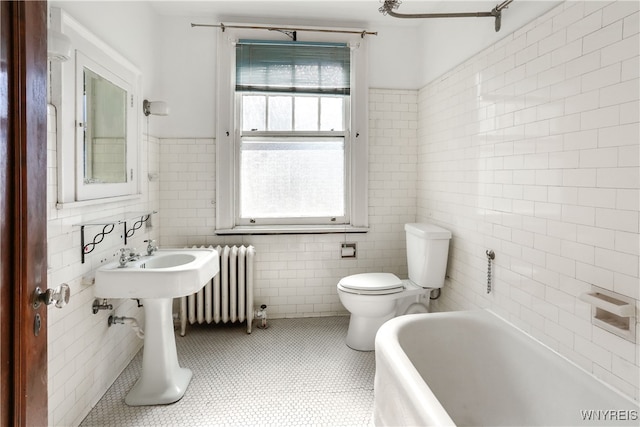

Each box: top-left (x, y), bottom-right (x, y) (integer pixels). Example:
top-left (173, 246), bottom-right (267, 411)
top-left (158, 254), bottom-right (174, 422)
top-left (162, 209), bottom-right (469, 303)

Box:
top-left (109, 315), bottom-right (145, 339)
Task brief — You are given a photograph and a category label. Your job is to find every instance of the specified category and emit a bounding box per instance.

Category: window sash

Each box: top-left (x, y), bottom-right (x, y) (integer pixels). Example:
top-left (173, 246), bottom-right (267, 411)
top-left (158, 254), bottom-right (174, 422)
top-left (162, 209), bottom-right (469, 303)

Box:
top-left (237, 135), bottom-right (349, 225)
top-left (236, 89), bottom-right (350, 225)
top-left (240, 93), bottom-right (346, 133)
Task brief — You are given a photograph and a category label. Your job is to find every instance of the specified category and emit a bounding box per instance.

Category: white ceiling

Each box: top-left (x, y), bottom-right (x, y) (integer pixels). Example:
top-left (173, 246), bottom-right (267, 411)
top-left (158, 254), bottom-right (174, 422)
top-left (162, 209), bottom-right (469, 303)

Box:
top-left (149, 1), bottom-right (558, 29)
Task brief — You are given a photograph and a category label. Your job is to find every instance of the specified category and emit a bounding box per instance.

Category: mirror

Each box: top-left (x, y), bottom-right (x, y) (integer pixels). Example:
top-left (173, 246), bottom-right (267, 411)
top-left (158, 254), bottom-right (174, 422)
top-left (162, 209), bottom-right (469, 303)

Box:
top-left (82, 67), bottom-right (128, 184)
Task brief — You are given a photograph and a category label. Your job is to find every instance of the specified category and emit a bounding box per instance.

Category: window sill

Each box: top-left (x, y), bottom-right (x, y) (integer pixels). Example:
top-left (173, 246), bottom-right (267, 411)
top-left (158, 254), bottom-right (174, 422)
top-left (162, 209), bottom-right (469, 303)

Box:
top-left (215, 225), bottom-right (369, 235)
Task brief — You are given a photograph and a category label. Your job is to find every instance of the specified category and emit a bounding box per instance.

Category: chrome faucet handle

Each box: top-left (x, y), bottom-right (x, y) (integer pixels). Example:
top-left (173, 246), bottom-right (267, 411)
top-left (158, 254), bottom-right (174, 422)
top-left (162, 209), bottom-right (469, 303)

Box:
top-left (119, 248), bottom-right (130, 267)
top-left (144, 239), bottom-right (158, 255)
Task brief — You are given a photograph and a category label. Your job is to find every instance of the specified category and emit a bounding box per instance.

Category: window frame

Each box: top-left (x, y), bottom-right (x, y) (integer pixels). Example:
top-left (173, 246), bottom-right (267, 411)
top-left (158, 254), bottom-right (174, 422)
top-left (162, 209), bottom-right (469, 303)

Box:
top-left (216, 26), bottom-right (369, 234)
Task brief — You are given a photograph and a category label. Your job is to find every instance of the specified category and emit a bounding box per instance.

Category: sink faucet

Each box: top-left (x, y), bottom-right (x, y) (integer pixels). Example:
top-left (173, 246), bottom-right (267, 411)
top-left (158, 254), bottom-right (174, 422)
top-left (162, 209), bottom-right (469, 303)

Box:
top-left (118, 248), bottom-right (140, 268)
top-left (144, 239), bottom-right (158, 256)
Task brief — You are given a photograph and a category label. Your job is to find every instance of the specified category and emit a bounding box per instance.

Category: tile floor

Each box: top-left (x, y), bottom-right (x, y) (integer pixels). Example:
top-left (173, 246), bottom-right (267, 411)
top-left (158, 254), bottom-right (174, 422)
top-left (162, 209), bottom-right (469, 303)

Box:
top-left (80, 316), bottom-right (375, 426)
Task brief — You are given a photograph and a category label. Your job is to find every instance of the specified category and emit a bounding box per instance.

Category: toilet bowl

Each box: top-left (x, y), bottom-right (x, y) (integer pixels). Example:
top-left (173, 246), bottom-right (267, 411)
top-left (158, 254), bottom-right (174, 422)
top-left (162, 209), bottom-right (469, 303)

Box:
top-left (337, 273), bottom-right (427, 351)
top-left (337, 223), bottom-right (452, 351)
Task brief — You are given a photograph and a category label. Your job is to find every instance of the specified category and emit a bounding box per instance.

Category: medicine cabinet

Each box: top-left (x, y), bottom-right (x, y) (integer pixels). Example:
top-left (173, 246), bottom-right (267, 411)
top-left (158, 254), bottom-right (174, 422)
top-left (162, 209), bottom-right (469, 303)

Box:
top-left (51, 8), bottom-right (142, 205)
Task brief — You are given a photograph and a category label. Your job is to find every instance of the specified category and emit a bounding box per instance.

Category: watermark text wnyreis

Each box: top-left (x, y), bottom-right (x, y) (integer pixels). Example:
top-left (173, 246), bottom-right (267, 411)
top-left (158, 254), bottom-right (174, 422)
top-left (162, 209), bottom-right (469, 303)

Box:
top-left (580, 409), bottom-right (638, 422)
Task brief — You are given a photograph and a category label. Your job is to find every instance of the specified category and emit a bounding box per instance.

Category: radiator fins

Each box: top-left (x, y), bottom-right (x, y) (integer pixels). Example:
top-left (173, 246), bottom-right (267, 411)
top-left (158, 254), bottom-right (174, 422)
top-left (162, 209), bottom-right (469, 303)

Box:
top-left (179, 245), bottom-right (255, 335)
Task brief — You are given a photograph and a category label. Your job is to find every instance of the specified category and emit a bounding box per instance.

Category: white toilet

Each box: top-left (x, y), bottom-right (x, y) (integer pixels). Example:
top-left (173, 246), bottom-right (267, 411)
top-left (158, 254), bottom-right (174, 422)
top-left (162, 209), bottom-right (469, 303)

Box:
top-left (337, 223), bottom-right (451, 351)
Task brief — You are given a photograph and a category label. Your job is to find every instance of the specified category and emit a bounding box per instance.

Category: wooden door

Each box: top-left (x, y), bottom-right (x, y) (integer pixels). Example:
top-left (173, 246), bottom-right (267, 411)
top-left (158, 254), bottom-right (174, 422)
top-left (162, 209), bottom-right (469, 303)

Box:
top-left (0, 1), bottom-right (49, 426)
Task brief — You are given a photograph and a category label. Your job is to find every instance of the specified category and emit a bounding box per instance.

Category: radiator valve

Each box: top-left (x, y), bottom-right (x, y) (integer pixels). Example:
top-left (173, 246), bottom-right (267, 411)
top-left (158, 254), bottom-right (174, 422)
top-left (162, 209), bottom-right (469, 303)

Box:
top-left (256, 304), bottom-right (268, 329)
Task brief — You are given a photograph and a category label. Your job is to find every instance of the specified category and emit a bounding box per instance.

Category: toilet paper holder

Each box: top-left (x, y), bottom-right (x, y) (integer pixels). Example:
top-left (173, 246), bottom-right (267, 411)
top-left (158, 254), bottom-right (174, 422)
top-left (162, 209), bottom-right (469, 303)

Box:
top-left (341, 243), bottom-right (356, 258)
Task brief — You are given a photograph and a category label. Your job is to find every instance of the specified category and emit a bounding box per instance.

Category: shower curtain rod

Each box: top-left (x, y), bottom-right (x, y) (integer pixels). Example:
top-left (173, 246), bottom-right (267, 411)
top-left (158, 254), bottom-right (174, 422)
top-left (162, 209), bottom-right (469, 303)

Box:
top-left (379, 0), bottom-right (514, 32)
top-left (191, 23), bottom-right (377, 39)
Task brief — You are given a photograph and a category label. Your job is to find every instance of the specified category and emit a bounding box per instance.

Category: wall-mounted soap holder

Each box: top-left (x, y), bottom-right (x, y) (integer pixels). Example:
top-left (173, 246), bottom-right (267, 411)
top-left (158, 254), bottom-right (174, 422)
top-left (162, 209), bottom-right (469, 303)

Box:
top-left (579, 285), bottom-right (636, 343)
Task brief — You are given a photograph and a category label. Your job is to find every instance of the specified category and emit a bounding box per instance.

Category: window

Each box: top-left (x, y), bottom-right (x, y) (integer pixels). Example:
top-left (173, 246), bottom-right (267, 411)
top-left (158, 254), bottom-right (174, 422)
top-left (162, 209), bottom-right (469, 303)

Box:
top-left (216, 30), bottom-right (368, 233)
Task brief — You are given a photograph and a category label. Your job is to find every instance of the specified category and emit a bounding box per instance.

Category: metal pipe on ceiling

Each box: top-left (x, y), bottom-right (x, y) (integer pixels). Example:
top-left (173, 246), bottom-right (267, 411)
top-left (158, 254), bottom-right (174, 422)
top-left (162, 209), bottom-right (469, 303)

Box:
top-left (378, 0), bottom-right (515, 32)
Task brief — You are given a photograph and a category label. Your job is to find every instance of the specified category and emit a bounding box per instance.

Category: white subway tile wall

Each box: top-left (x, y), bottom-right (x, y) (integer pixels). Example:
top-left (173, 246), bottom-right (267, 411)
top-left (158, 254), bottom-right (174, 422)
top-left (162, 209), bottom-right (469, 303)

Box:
top-left (158, 89), bottom-right (418, 319)
top-left (47, 105), bottom-right (161, 426)
top-left (420, 1), bottom-right (639, 401)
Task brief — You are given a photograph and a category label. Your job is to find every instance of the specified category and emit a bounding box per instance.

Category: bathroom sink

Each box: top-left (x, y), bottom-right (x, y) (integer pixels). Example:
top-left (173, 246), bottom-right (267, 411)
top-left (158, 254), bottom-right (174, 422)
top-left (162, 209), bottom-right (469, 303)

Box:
top-left (141, 253), bottom-right (196, 269)
top-left (95, 247), bottom-right (220, 406)
top-left (95, 248), bottom-right (219, 299)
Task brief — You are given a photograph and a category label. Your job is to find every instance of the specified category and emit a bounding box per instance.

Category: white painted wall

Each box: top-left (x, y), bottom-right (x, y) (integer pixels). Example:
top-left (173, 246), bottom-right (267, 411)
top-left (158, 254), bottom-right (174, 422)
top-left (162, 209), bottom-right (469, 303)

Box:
top-left (369, 25), bottom-right (422, 89)
top-left (51, 0), bottom-right (160, 98)
top-left (153, 15), bottom-right (218, 138)
top-left (418, 0), bottom-right (639, 401)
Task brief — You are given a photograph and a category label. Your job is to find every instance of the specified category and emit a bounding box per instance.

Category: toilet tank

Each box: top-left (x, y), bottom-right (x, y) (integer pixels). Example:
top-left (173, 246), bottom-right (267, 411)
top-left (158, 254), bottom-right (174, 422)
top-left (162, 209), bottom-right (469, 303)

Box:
top-left (405, 223), bottom-right (451, 289)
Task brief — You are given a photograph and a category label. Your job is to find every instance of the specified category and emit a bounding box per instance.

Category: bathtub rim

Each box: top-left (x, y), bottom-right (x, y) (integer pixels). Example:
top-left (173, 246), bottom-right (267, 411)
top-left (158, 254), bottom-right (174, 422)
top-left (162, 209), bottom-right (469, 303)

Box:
top-left (374, 309), bottom-right (639, 426)
top-left (374, 313), bottom-right (457, 426)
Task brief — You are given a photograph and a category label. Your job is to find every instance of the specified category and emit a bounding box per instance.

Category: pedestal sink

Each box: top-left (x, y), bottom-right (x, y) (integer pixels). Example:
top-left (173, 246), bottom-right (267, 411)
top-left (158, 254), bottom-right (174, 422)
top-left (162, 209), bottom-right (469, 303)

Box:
top-left (95, 248), bottom-right (219, 406)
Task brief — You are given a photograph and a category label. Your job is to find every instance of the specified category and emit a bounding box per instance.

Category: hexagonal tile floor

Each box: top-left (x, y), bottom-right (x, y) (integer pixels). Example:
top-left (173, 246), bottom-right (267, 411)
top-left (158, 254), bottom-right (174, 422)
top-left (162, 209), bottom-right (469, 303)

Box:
top-left (80, 316), bottom-right (375, 426)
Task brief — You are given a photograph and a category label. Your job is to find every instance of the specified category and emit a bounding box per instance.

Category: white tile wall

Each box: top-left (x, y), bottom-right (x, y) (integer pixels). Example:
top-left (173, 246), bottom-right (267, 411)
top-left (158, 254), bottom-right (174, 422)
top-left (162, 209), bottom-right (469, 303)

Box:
top-left (158, 89), bottom-right (418, 318)
top-left (419, 1), bottom-right (639, 401)
top-left (47, 105), bottom-right (161, 426)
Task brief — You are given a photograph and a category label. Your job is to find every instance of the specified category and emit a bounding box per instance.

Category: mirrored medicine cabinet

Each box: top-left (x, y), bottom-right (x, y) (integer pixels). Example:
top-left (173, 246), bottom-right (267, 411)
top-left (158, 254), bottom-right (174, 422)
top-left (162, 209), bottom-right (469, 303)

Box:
top-left (52, 7), bottom-right (142, 206)
top-left (82, 66), bottom-right (128, 185)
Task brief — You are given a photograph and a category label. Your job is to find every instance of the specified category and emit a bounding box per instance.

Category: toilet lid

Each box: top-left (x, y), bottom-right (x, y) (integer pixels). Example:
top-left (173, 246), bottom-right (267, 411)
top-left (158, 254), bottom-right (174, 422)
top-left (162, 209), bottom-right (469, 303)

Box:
top-left (339, 272), bottom-right (404, 293)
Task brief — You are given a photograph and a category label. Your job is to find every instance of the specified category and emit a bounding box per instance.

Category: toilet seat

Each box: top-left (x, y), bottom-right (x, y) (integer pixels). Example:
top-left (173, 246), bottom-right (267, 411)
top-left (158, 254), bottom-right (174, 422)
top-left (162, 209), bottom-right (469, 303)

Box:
top-left (338, 272), bottom-right (404, 295)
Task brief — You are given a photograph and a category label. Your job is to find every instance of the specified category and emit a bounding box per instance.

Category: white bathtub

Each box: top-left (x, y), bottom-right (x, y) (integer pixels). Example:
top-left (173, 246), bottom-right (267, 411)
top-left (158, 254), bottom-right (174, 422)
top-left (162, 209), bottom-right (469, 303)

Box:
top-left (374, 310), bottom-right (639, 426)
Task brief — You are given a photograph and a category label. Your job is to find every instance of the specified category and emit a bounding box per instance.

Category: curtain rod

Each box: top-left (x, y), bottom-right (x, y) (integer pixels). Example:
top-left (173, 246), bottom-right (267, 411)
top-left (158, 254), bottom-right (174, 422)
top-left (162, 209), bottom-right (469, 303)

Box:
top-left (191, 23), bottom-right (377, 39)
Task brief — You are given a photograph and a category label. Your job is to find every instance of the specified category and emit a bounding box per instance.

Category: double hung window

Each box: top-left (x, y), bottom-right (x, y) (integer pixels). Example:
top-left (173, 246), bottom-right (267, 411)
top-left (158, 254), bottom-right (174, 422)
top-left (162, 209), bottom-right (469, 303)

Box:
top-left (216, 30), bottom-right (368, 233)
top-left (237, 40), bottom-right (349, 225)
